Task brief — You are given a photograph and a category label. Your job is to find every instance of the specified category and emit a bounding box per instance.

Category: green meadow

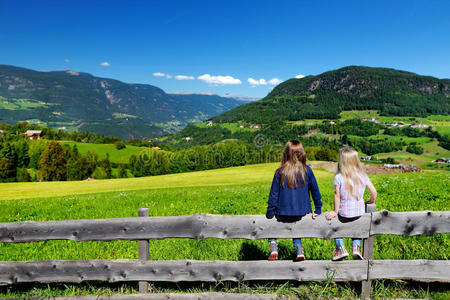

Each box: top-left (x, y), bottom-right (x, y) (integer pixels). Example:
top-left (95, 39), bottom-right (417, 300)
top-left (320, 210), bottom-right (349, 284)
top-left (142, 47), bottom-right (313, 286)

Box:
top-left (59, 141), bottom-right (147, 164)
top-left (0, 163), bottom-right (449, 298)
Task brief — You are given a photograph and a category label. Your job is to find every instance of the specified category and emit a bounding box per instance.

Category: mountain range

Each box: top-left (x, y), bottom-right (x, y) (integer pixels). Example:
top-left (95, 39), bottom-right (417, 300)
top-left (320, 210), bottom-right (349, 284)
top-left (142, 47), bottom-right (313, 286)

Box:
top-left (0, 65), bottom-right (248, 139)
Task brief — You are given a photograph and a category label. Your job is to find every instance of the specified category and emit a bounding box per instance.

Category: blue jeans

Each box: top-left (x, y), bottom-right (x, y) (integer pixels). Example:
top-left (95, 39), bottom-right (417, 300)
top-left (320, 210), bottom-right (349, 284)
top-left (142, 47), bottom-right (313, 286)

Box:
top-left (335, 214), bottom-right (362, 248)
top-left (335, 238), bottom-right (361, 247)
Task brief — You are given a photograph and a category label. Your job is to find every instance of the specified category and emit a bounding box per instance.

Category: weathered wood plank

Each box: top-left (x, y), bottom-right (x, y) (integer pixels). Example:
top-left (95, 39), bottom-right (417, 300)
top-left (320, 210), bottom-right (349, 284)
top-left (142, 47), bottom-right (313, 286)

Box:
top-left (369, 260), bottom-right (450, 282)
top-left (0, 259), bottom-right (368, 285)
top-left (4, 293), bottom-right (278, 300)
top-left (0, 213), bottom-right (371, 243)
top-left (361, 204), bottom-right (376, 300)
top-left (370, 210), bottom-right (450, 236)
top-left (138, 208), bottom-right (150, 294)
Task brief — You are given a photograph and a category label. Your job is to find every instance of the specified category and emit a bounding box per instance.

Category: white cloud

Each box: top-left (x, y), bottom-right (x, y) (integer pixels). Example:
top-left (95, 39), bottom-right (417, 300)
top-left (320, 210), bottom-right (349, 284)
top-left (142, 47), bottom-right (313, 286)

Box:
top-left (153, 72), bottom-right (172, 79)
top-left (64, 58), bottom-right (70, 63)
top-left (248, 78), bottom-right (267, 86)
top-left (100, 62), bottom-right (110, 67)
top-left (295, 74), bottom-right (305, 79)
top-left (197, 74), bottom-right (242, 85)
top-left (175, 75), bottom-right (195, 80)
top-left (268, 78), bottom-right (283, 85)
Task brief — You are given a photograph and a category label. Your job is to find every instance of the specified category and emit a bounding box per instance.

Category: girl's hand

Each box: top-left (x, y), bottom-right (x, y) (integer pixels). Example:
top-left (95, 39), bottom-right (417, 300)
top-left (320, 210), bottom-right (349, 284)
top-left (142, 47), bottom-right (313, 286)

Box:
top-left (325, 211), bottom-right (337, 220)
top-left (311, 213), bottom-right (319, 220)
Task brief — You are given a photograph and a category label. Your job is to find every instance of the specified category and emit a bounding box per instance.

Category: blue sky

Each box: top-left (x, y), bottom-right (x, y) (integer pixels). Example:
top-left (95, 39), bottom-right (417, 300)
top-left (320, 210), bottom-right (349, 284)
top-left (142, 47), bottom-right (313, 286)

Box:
top-left (1, 0), bottom-right (449, 98)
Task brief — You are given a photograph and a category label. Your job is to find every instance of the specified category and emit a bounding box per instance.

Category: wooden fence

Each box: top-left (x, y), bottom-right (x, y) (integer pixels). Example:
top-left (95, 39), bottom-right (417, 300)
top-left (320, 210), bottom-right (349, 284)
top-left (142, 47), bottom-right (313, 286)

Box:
top-left (1, 205), bottom-right (449, 299)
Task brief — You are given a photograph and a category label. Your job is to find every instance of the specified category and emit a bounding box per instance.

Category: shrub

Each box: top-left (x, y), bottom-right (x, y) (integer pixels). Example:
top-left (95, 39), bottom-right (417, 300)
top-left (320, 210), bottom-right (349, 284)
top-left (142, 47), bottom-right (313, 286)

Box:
top-left (114, 141), bottom-right (126, 150)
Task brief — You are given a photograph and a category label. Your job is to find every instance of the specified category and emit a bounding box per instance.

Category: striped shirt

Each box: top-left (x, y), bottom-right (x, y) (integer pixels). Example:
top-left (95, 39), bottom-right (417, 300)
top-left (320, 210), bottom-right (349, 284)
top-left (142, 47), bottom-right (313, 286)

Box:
top-left (333, 173), bottom-right (371, 218)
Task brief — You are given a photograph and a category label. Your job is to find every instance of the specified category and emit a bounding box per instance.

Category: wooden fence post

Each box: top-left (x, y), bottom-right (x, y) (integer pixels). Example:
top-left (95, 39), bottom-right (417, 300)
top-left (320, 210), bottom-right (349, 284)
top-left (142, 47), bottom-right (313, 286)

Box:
top-left (361, 203), bottom-right (376, 299)
top-left (138, 208), bottom-right (150, 293)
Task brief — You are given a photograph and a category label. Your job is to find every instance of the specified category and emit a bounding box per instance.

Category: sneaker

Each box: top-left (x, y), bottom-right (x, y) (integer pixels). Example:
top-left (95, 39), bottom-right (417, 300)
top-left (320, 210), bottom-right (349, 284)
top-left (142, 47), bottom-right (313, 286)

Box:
top-left (353, 245), bottom-right (363, 260)
top-left (268, 242), bottom-right (278, 261)
top-left (295, 244), bottom-right (305, 261)
top-left (332, 246), bottom-right (349, 261)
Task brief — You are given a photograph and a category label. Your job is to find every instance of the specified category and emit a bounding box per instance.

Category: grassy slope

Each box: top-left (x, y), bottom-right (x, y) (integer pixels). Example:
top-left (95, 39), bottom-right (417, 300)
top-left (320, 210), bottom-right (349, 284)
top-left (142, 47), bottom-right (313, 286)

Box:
top-left (0, 166), bottom-right (449, 298)
top-left (0, 163), bottom-right (287, 201)
top-left (60, 141), bottom-right (146, 163)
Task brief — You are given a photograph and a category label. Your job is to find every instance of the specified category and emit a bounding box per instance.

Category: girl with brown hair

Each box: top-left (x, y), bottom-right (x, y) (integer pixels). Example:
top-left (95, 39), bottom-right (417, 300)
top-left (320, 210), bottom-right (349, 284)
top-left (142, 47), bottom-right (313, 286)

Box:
top-left (266, 140), bottom-right (322, 261)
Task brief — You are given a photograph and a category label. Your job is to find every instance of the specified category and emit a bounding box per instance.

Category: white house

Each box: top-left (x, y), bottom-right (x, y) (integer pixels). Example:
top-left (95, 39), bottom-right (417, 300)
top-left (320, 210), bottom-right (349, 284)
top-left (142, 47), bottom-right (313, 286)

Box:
top-left (25, 130), bottom-right (42, 140)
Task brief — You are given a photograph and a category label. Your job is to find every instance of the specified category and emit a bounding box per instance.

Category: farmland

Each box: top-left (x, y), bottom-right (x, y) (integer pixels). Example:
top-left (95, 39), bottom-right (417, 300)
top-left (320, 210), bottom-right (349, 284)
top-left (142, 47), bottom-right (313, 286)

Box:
top-left (0, 163), bottom-right (448, 298)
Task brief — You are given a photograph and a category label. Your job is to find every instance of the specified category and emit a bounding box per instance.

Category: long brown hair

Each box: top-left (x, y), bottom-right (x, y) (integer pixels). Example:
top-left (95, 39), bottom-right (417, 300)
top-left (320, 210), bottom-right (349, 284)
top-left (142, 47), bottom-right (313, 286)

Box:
top-left (278, 140), bottom-right (307, 188)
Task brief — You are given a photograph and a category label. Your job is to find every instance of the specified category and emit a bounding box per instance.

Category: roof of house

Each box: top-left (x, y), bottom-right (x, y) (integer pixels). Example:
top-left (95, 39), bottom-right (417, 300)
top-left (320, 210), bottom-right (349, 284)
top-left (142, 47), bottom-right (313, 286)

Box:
top-left (25, 130), bottom-right (42, 135)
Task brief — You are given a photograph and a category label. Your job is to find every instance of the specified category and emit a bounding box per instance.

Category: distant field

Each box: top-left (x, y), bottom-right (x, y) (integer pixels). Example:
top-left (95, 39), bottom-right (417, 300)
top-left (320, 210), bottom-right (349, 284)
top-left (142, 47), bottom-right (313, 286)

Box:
top-left (339, 110), bottom-right (379, 119)
top-left (374, 140), bottom-right (448, 166)
top-left (0, 163), bottom-right (291, 201)
top-left (194, 122), bottom-right (254, 133)
top-left (0, 97), bottom-right (50, 110)
top-left (60, 141), bottom-right (146, 163)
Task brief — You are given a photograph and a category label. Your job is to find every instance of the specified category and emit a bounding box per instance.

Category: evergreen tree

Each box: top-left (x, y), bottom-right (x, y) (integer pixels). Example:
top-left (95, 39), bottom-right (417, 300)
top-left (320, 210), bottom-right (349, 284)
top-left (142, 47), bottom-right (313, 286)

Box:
top-left (99, 153), bottom-right (112, 179)
top-left (0, 158), bottom-right (16, 182)
top-left (40, 141), bottom-right (67, 181)
top-left (118, 163), bottom-right (128, 178)
top-left (16, 167), bottom-right (31, 182)
top-left (15, 140), bottom-right (30, 168)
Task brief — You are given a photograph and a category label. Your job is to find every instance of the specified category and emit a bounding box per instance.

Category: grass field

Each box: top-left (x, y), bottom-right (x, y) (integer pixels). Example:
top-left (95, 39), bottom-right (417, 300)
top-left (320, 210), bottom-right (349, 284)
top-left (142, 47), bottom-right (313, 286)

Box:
top-left (194, 122), bottom-right (255, 133)
top-left (0, 164), bottom-right (449, 298)
top-left (339, 110), bottom-right (380, 119)
top-left (0, 97), bottom-right (50, 110)
top-left (60, 141), bottom-right (147, 164)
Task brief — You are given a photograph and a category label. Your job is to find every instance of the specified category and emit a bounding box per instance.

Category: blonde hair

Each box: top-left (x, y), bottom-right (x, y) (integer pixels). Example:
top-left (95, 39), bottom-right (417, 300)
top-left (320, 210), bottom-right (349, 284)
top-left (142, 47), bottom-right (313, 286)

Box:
top-left (278, 140), bottom-right (307, 189)
top-left (337, 148), bottom-right (366, 197)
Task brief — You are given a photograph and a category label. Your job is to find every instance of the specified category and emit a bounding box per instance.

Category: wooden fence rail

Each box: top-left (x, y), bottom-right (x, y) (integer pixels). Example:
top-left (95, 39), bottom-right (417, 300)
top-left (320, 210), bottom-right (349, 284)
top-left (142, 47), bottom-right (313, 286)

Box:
top-left (1, 210), bottom-right (448, 243)
top-left (1, 205), bottom-right (449, 299)
top-left (1, 260), bottom-right (449, 285)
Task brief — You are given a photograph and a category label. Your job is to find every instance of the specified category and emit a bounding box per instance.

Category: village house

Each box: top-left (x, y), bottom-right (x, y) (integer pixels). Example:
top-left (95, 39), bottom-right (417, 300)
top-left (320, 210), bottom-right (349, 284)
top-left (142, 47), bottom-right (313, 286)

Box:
top-left (0, 129), bottom-right (3, 136)
top-left (434, 157), bottom-right (450, 164)
top-left (360, 156), bottom-right (372, 161)
top-left (152, 146), bottom-right (161, 150)
top-left (185, 136), bottom-right (192, 141)
top-left (25, 130), bottom-right (42, 140)
top-left (384, 163), bottom-right (403, 169)
top-left (410, 123), bottom-right (430, 129)
top-left (239, 125), bottom-right (244, 128)
top-left (206, 121), bottom-right (213, 126)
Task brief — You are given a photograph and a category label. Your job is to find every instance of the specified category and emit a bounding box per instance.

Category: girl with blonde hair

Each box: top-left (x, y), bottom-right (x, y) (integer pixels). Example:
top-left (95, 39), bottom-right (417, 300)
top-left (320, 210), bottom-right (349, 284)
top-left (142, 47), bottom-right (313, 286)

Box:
top-left (326, 148), bottom-right (377, 260)
top-left (266, 140), bottom-right (322, 261)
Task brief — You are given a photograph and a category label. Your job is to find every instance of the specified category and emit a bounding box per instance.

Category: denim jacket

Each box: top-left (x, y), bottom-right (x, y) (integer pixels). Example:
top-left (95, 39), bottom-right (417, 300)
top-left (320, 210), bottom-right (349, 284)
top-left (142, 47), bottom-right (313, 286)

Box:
top-left (266, 165), bottom-right (322, 219)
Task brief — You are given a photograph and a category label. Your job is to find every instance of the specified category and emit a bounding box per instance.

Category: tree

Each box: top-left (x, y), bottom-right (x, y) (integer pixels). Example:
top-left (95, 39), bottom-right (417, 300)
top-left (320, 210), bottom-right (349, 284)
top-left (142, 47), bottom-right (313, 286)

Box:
top-left (40, 141), bottom-right (67, 181)
top-left (16, 167), bottom-right (31, 182)
top-left (0, 158), bottom-right (16, 182)
top-left (99, 153), bottom-right (112, 179)
top-left (118, 163), bottom-right (128, 178)
top-left (0, 142), bottom-right (17, 181)
top-left (114, 141), bottom-right (126, 150)
top-left (15, 140), bottom-right (30, 168)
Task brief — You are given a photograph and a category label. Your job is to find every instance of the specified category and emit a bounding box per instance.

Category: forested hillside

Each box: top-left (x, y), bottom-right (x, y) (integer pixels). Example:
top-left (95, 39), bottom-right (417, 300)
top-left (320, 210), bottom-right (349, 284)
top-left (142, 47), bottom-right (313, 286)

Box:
top-left (213, 66), bottom-right (450, 123)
